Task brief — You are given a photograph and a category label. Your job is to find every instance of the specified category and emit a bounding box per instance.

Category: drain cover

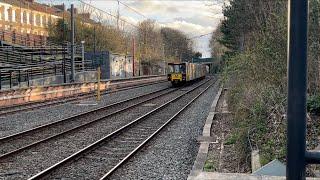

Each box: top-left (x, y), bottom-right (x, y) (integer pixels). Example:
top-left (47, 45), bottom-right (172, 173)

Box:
top-left (142, 103), bottom-right (157, 107)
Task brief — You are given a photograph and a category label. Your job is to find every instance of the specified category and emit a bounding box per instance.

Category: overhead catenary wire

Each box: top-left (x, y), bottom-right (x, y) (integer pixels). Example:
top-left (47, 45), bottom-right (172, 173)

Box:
top-left (77, 0), bottom-right (139, 28)
top-left (187, 32), bottom-right (213, 40)
top-left (117, 0), bottom-right (148, 19)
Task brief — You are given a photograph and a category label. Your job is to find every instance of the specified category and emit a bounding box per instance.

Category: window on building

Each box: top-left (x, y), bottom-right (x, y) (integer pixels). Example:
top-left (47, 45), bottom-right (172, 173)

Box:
top-left (29, 12), bottom-right (33, 25)
top-left (14, 9), bottom-right (20, 23)
top-left (48, 16), bottom-right (52, 25)
top-left (7, 8), bottom-right (12, 22)
top-left (42, 15), bottom-right (46, 26)
top-left (36, 14), bottom-right (40, 26)
top-left (23, 11), bottom-right (27, 24)
top-left (0, 6), bottom-right (3, 20)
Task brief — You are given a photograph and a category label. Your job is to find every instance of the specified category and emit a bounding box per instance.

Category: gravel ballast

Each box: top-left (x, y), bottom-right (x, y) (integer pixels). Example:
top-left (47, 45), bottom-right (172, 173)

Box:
top-left (107, 78), bottom-right (220, 180)
top-left (0, 80), bottom-right (209, 179)
top-left (0, 81), bottom-right (170, 138)
top-left (40, 79), bottom-right (215, 179)
top-left (0, 90), bottom-right (182, 179)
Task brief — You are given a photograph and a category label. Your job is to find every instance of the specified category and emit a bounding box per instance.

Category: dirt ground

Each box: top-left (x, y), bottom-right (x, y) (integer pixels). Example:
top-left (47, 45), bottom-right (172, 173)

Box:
top-left (205, 89), bottom-right (249, 173)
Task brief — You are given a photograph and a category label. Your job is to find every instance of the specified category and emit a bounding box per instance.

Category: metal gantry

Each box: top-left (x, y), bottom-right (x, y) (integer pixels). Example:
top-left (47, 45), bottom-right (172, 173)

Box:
top-left (287, 0), bottom-right (320, 179)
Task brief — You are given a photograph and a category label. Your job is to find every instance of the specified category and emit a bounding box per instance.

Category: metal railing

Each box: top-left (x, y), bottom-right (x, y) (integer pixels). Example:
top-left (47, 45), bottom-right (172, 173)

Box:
top-left (0, 29), bottom-right (53, 47)
top-left (0, 43), bottom-right (94, 90)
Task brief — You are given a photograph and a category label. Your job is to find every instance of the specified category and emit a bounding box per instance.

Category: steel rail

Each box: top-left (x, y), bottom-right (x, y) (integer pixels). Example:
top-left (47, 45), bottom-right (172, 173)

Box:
top-left (0, 86), bottom-right (176, 159)
top-left (28, 78), bottom-right (214, 180)
top-left (0, 79), bottom-right (167, 116)
top-left (101, 78), bottom-right (214, 179)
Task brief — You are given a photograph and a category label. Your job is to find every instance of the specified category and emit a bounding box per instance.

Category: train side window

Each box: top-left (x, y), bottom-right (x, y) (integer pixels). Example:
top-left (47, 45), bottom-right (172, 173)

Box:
top-left (180, 65), bottom-right (186, 73)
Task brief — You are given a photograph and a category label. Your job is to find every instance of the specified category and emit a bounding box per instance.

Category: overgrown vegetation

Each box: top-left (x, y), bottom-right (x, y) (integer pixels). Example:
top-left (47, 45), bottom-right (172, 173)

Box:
top-left (224, 132), bottom-right (238, 145)
top-left (307, 95), bottom-right (320, 115)
top-left (210, 0), bottom-right (320, 169)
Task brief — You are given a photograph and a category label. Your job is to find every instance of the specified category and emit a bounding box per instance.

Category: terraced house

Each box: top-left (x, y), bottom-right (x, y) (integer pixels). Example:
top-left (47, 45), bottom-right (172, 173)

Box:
top-left (0, 0), bottom-right (65, 36)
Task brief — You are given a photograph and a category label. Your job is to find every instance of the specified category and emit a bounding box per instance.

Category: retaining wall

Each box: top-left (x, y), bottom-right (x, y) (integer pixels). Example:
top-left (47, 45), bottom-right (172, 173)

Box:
top-left (0, 75), bottom-right (165, 107)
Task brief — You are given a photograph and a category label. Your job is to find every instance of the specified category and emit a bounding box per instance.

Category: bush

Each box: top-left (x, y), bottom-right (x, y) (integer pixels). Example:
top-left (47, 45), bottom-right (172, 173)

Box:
top-left (307, 95), bottom-right (320, 114)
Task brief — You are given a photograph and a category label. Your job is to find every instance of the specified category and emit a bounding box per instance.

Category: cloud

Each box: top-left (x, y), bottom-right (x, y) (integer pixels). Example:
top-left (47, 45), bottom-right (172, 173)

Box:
top-left (77, 0), bottom-right (224, 57)
top-left (161, 20), bottom-right (214, 35)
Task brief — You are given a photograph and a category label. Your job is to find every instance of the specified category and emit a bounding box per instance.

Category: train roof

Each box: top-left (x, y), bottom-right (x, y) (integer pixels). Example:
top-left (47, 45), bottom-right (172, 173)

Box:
top-left (168, 62), bottom-right (185, 65)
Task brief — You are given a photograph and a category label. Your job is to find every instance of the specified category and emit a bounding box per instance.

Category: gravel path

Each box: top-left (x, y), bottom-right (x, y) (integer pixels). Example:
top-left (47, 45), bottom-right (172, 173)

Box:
top-left (0, 81), bottom-right (170, 138)
top-left (108, 78), bottom-right (219, 180)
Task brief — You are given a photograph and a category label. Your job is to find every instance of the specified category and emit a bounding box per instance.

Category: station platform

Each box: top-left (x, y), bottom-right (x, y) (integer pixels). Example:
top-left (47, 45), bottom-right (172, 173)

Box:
top-left (191, 172), bottom-right (319, 180)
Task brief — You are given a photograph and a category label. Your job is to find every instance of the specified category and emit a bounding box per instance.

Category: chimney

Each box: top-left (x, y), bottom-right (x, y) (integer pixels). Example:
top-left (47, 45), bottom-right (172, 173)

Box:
top-left (53, 4), bottom-right (65, 11)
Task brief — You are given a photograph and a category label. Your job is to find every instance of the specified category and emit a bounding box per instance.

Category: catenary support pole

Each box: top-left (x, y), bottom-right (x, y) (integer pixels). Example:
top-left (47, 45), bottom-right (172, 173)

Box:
top-left (286, 0), bottom-right (308, 179)
top-left (70, 4), bottom-right (75, 82)
top-left (132, 36), bottom-right (135, 76)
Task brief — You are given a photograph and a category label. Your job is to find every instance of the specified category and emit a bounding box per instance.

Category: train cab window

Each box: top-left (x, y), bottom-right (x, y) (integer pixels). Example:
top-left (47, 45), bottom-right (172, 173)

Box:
top-left (168, 64), bottom-right (186, 73)
top-left (180, 65), bottom-right (186, 74)
top-left (168, 64), bottom-right (180, 73)
top-left (174, 65), bottom-right (180, 73)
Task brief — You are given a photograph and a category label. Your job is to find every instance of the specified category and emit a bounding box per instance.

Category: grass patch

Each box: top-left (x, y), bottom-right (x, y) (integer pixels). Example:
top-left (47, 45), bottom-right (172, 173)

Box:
top-left (204, 160), bottom-right (216, 172)
top-left (224, 133), bottom-right (238, 145)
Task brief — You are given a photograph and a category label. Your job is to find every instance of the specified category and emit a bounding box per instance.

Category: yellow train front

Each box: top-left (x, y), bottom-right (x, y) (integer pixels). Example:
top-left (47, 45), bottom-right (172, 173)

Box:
top-left (167, 62), bottom-right (206, 86)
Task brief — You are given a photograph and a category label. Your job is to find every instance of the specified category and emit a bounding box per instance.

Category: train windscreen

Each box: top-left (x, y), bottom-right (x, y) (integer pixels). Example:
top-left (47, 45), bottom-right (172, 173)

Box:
top-left (168, 64), bottom-right (186, 73)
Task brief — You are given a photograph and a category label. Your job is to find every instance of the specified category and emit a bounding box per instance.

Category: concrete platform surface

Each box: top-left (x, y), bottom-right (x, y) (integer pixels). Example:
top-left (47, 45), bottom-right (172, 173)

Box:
top-left (192, 172), bottom-right (320, 180)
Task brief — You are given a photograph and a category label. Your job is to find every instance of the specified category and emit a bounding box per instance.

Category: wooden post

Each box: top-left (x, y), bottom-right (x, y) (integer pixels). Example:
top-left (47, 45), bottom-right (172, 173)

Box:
top-left (97, 66), bottom-right (101, 101)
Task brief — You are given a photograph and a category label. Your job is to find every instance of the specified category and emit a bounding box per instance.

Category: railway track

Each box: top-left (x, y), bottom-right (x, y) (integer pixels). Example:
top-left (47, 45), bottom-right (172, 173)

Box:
top-left (0, 79), bottom-right (167, 116)
top-left (0, 85), bottom-right (175, 158)
top-left (29, 78), bottom-right (216, 180)
top-left (0, 78), bottom-right (215, 179)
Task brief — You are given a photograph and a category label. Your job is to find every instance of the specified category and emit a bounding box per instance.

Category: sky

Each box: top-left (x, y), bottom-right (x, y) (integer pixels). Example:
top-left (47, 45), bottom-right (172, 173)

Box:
top-left (41, 0), bottom-right (224, 58)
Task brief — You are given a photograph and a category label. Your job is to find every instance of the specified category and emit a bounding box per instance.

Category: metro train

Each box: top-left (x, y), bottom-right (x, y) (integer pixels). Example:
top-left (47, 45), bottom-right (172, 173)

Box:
top-left (167, 62), bottom-right (206, 86)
